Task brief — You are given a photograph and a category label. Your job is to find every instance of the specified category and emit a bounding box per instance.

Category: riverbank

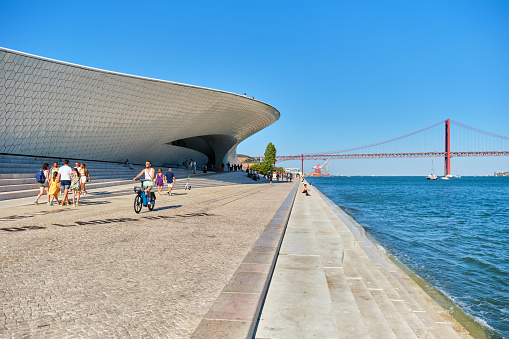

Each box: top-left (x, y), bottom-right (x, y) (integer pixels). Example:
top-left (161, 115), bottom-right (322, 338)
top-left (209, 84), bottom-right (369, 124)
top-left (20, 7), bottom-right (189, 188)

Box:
top-left (256, 180), bottom-right (474, 338)
top-left (315, 188), bottom-right (488, 339)
top-left (307, 176), bottom-right (506, 338)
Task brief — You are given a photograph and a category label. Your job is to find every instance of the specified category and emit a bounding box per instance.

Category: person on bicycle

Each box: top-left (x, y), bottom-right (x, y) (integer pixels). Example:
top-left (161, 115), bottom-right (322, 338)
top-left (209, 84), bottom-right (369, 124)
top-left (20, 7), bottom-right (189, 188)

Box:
top-left (133, 161), bottom-right (155, 201)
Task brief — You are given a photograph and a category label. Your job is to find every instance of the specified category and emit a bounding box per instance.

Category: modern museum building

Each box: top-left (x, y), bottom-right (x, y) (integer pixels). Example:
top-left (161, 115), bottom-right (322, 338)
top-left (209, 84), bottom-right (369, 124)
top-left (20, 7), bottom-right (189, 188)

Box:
top-left (0, 47), bottom-right (280, 167)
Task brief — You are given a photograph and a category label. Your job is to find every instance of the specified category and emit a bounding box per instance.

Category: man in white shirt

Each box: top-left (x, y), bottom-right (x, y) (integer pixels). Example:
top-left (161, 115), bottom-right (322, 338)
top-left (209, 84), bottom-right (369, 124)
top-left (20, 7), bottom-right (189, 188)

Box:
top-left (57, 159), bottom-right (73, 206)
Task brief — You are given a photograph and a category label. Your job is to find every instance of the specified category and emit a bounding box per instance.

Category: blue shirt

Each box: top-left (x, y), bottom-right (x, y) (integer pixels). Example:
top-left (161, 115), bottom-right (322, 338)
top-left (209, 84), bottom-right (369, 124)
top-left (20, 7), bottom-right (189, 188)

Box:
top-left (165, 171), bottom-right (175, 182)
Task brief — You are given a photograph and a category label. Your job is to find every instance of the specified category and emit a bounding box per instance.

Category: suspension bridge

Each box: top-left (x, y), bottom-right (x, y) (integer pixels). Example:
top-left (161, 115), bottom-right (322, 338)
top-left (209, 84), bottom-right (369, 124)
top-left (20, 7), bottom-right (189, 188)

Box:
top-left (269, 119), bottom-right (509, 176)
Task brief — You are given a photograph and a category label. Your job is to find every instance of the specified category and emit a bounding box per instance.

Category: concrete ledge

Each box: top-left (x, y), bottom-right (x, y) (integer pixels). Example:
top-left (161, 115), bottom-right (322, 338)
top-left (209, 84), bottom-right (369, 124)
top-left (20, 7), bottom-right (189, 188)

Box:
top-left (192, 181), bottom-right (299, 339)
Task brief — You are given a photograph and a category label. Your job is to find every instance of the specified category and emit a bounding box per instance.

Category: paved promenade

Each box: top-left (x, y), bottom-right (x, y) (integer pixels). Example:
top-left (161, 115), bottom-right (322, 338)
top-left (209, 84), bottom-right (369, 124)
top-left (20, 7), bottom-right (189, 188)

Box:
top-left (255, 181), bottom-right (473, 339)
top-left (0, 173), bottom-right (294, 338)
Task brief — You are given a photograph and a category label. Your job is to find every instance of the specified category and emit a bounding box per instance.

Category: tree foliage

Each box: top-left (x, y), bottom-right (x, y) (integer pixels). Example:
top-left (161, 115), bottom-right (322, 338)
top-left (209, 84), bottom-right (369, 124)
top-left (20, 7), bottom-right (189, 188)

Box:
top-left (248, 163), bottom-right (262, 173)
top-left (261, 142), bottom-right (277, 174)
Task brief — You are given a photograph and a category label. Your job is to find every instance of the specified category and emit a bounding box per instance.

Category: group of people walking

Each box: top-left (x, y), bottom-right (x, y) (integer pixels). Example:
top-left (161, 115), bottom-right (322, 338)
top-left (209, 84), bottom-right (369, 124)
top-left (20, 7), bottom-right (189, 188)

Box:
top-left (35, 160), bottom-right (91, 206)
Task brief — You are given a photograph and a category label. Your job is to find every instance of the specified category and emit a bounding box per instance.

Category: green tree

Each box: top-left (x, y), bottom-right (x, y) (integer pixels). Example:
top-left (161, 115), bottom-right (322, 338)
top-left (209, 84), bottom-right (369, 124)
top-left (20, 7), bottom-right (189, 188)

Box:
top-left (249, 163), bottom-right (262, 173)
top-left (261, 142), bottom-right (277, 174)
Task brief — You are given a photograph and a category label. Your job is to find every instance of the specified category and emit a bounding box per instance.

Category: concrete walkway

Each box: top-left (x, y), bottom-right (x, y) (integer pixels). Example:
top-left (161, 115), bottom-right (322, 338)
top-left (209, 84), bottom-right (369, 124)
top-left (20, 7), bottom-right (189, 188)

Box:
top-left (0, 173), bottom-right (293, 338)
top-left (255, 182), bottom-right (472, 339)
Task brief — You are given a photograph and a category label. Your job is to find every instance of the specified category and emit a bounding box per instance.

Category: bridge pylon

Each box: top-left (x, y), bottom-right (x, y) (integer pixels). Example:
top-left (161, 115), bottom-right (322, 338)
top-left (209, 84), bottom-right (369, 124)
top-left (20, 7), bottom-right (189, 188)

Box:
top-left (445, 119), bottom-right (451, 176)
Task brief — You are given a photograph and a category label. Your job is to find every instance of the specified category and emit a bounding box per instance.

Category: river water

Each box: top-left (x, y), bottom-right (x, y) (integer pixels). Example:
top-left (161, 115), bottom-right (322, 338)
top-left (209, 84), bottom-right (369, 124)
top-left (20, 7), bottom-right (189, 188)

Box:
top-left (306, 176), bottom-right (508, 338)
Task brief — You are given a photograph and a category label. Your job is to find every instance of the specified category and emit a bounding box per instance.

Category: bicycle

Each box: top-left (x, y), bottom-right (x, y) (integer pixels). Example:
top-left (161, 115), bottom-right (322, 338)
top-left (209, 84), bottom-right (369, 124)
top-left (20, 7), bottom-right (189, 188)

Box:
top-left (134, 179), bottom-right (156, 214)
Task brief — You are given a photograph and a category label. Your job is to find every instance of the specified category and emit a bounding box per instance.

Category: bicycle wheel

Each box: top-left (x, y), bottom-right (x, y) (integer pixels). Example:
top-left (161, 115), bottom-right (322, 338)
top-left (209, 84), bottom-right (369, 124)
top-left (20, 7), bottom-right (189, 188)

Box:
top-left (147, 193), bottom-right (155, 211)
top-left (134, 195), bottom-right (142, 214)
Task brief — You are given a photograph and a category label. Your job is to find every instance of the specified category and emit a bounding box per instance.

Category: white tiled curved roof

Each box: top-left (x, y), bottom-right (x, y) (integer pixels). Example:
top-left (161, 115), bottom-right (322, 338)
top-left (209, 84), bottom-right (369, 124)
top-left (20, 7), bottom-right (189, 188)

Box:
top-left (0, 47), bottom-right (280, 166)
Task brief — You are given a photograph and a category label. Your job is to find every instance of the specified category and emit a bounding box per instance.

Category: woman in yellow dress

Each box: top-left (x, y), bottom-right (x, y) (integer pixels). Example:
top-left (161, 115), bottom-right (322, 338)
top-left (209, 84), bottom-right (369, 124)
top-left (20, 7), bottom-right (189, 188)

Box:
top-left (48, 171), bottom-right (60, 206)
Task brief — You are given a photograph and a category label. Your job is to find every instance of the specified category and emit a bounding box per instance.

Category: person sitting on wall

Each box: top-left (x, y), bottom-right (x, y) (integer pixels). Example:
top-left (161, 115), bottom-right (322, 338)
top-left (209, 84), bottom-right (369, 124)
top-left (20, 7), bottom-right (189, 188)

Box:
top-left (302, 184), bottom-right (311, 196)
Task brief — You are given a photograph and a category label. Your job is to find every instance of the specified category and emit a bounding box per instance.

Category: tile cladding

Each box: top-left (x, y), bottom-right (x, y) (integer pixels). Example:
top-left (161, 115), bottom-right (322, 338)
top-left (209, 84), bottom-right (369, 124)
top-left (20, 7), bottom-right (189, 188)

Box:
top-left (0, 48), bottom-right (280, 166)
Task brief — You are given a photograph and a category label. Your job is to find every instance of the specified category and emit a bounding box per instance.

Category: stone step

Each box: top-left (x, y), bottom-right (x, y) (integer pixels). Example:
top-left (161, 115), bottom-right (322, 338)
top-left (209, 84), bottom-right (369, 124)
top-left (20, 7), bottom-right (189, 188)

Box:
top-left (324, 267), bottom-right (371, 339)
top-left (315, 198), bottom-right (433, 337)
top-left (347, 246), bottom-right (420, 338)
top-left (339, 214), bottom-right (467, 338)
top-left (0, 179), bottom-right (131, 201)
top-left (0, 177), bottom-right (129, 192)
top-left (351, 246), bottom-right (435, 339)
top-left (342, 250), bottom-right (397, 339)
top-left (373, 257), bottom-right (464, 339)
top-left (0, 173), bottom-right (135, 185)
top-left (0, 175), bottom-right (254, 201)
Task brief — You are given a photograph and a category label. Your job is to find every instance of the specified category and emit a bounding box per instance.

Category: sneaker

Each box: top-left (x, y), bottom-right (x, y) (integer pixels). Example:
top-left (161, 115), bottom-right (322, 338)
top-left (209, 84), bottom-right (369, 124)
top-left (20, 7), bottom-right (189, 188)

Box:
top-left (48, 203), bottom-right (53, 206)
top-left (34, 200), bottom-right (38, 205)
top-left (76, 203), bottom-right (80, 206)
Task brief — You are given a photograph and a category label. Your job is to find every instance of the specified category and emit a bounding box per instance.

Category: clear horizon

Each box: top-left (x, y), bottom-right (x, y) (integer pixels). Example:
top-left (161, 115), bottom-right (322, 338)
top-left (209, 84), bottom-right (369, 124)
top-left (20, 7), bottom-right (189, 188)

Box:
top-left (1, 0), bottom-right (507, 176)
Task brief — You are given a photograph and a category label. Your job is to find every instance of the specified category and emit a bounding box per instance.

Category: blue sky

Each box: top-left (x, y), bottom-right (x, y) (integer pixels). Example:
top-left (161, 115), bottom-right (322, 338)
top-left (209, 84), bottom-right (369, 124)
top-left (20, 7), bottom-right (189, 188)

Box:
top-left (1, 0), bottom-right (508, 175)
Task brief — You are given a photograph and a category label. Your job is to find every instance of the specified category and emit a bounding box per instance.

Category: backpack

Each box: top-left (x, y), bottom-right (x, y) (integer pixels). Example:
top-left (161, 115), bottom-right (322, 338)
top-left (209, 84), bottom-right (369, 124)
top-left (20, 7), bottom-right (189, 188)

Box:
top-left (35, 170), bottom-right (46, 183)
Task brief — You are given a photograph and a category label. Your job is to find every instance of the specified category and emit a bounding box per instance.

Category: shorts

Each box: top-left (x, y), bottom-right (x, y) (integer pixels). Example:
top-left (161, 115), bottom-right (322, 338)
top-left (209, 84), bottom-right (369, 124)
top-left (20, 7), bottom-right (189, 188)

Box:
top-left (143, 181), bottom-right (154, 188)
top-left (39, 181), bottom-right (49, 188)
top-left (80, 176), bottom-right (87, 183)
top-left (60, 180), bottom-right (71, 190)
top-left (168, 183), bottom-right (174, 188)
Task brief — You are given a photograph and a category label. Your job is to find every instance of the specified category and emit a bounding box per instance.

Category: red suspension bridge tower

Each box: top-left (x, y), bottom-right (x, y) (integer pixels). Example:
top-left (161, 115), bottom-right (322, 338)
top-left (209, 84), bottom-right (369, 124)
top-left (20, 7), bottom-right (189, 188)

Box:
top-left (445, 119), bottom-right (451, 176)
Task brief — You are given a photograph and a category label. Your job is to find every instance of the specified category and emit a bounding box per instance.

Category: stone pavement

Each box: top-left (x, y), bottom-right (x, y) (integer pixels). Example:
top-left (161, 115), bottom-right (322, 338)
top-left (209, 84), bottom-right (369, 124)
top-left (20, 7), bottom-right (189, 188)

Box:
top-left (0, 172), bottom-right (295, 338)
top-left (254, 181), bottom-right (473, 339)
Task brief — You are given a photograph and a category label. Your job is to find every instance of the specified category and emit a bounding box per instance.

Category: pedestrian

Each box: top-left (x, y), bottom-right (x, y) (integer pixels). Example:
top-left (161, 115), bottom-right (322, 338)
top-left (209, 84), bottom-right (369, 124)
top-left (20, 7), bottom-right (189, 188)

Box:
top-left (50, 161), bottom-right (60, 192)
top-left (165, 167), bottom-right (176, 196)
top-left (79, 163), bottom-right (91, 194)
top-left (51, 162), bottom-right (59, 177)
top-left (192, 160), bottom-right (196, 174)
top-left (34, 163), bottom-right (50, 205)
top-left (74, 161), bottom-right (81, 171)
top-left (57, 159), bottom-right (72, 206)
top-left (48, 171), bottom-right (60, 205)
top-left (70, 167), bottom-right (81, 206)
top-left (156, 168), bottom-right (165, 195)
top-left (227, 162), bottom-right (230, 172)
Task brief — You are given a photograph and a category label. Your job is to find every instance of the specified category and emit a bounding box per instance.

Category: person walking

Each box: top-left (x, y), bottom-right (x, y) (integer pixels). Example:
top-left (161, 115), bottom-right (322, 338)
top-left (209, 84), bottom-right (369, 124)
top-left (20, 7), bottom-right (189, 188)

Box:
top-left (164, 167), bottom-right (176, 196)
top-left (192, 159), bottom-right (196, 174)
top-left (48, 171), bottom-right (60, 205)
top-left (57, 160), bottom-right (73, 206)
top-left (79, 163), bottom-right (91, 194)
top-left (51, 162), bottom-right (59, 176)
top-left (156, 168), bottom-right (165, 195)
top-left (70, 167), bottom-right (81, 206)
top-left (50, 161), bottom-right (60, 193)
top-left (34, 163), bottom-right (50, 205)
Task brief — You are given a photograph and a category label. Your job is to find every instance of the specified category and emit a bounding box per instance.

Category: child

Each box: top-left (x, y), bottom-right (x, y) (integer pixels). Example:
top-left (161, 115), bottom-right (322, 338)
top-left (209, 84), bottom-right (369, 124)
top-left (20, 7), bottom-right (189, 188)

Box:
top-left (70, 167), bottom-right (81, 206)
top-left (48, 171), bottom-right (60, 205)
top-left (156, 168), bottom-right (165, 195)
